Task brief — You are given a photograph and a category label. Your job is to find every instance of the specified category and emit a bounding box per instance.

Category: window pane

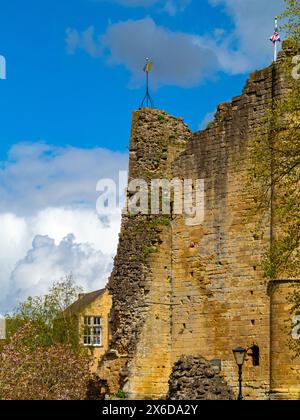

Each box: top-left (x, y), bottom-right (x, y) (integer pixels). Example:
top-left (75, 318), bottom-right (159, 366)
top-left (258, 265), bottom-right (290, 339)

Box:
top-left (84, 335), bottom-right (91, 345)
top-left (94, 317), bottom-right (101, 326)
top-left (93, 326), bottom-right (102, 346)
top-left (84, 317), bottom-right (91, 325)
top-left (93, 335), bottom-right (101, 345)
top-left (94, 326), bottom-right (101, 335)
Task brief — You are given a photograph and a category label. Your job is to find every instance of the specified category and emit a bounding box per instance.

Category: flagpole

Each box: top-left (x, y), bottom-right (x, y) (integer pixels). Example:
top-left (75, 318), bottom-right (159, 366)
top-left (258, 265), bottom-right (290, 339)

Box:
top-left (274, 16), bottom-right (278, 62)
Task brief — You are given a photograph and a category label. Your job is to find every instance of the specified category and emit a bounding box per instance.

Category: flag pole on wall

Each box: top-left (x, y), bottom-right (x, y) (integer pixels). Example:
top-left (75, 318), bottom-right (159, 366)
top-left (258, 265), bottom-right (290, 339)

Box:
top-left (270, 16), bottom-right (282, 62)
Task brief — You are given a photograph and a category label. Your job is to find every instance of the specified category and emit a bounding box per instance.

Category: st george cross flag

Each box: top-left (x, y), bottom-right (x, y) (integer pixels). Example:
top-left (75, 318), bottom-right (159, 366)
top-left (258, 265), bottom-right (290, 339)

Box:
top-left (270, 18), bottom-right (281, 44)
top-left (270, 32), bottom-right (281, 44)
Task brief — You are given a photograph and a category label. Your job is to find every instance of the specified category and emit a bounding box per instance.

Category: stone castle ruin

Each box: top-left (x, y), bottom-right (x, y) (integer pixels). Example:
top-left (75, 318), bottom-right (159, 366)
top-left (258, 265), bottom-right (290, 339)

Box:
top-left (98, 43), bottom-right (300, 400)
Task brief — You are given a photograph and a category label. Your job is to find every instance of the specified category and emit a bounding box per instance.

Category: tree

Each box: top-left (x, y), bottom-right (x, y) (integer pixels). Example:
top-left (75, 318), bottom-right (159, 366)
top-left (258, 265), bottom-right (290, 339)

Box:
top-left (7, 275), bottom-right (82, 349)
top-left (250, 0), bottom-right (300, 355)
top-left (0, 323), bottom-right (91, 400)
top-left (280, 0), bottom-right (300, 43)
top-left (251, 80), bottom-right (300, 280)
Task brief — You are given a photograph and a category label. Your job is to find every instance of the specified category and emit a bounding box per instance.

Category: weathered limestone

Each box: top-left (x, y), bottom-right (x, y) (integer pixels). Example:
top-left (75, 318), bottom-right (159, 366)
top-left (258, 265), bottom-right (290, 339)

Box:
top-left (99, 44), bottom-right (300, 400)
top-left (100, 110), bottom-right (191, 397)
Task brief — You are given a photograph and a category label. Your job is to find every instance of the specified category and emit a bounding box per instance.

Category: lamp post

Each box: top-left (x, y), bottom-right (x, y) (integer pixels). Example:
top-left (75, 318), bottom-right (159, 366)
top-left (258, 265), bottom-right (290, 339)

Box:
top-left (232, 347), bottom-right (247, 400)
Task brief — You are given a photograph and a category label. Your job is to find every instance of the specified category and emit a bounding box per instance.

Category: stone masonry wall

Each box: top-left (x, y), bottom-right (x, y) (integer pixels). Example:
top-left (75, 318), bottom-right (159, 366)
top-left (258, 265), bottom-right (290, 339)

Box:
top-left (170, 66), bottom-right (277, 399)
top-left (169, 46), bottom-right (299, 400)
top-left (100, 45), bottom-right (300, 400)
top-left (100, 109), bottom-right (191, 395)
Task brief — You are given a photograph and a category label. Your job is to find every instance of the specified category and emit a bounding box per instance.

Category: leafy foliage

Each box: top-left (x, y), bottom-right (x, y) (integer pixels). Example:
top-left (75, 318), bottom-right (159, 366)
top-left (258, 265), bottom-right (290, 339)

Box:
top-left (280, 0), bottom-right (300, 43)
top-left (251, 82), bottom-right (300, 280)
top-left (7, 275), bottom-right (82, 349)
top-left (115, 389), bottom-right (127, 399)
top-left (250, 1), bottom-right (300, 355)
top-left (0, 323), bottom-right (91, 400)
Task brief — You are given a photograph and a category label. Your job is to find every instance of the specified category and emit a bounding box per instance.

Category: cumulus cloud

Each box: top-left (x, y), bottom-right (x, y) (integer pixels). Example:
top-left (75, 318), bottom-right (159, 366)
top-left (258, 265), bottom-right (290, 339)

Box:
top-left (0, 143), bottom-right (128, 313)
top-left (209, 0), bottom-right (285, 68)
top-left (0, 142), bottom-right (128, 216)
top-left (67, 1), bottom-right (285, 86)
top-left (68, 17), bottom-right (219, 88)
top-left (0, 208), bottom-right (121, 312)
top-left (102, 17), bottom-right (219, 87)
top-left (5, 233), bottom-right (113, 313)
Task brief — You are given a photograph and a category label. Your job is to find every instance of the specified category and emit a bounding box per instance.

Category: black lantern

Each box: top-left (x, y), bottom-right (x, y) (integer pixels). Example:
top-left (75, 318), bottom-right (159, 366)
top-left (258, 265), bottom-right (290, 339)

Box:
top-left (232, 347), bottom-right (247, 400)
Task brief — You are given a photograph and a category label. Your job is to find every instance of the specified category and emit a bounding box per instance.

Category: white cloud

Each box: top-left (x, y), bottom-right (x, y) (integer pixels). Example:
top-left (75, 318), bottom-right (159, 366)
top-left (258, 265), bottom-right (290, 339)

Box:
top-left (0, 143), bottom-right (128, 313)
top-left (0, 142), bottom-right (128, 216)
top-left (102, 17), bottom-right (221, 87)
top-left (67, 1), bottom-right (285, 86)
top-left (0, 208), bottom-right (121, 313)
top-left (69, 17), bottom-right (219, 88)
top-left (66, 27), bottom-right (103, 57)
top-left (6, 233), bottom-right (113, 313)
top-left (209, 0), bottom-right (285, 68)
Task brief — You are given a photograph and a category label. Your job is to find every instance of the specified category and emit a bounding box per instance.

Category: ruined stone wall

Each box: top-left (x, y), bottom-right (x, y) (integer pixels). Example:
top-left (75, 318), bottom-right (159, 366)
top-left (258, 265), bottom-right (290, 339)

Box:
top-left (100, 109), bottom-right (191, 396)
top-left (100, 46), bottom-right (300, 400)
top-left (168, 356), bottom-right (234, 400)
top-left (167, 47), bottom-right (300, 400)
top-left (170, 65), bottom-right (279, 400)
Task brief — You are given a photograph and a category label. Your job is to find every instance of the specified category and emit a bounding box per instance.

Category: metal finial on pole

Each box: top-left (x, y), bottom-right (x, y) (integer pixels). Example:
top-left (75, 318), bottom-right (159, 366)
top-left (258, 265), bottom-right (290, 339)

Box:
top-left (141, 57), bottom-right (154, 108)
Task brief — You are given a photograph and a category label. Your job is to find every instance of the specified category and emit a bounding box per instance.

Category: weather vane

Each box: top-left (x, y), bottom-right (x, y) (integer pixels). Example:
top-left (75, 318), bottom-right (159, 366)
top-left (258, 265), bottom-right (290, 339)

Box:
top-left (270, 16), bottom-right (282, 62)
top-left (141, 57), bottom-right (154, 108)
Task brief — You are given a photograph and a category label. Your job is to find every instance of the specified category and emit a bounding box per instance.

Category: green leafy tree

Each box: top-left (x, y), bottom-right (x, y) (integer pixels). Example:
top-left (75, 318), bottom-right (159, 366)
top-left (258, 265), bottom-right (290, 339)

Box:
top-left (280, 0), bottom-right (300, 43)
top-left (251, 0), bottom-right (300, 355)
top-left (7, 275), bottom-right (82, 349)
top-left (251, 83), bottom-right (300, 280)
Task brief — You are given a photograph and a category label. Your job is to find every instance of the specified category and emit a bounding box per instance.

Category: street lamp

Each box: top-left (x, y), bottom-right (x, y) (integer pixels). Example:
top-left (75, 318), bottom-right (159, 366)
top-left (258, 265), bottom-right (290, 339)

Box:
top-left (232, 347), bottom-right (247, 400)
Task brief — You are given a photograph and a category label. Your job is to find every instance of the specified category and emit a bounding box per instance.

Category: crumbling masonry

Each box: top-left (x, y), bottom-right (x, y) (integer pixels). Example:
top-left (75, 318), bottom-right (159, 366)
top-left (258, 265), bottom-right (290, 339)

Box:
top-left (99, 44), bottom-right (300, 400)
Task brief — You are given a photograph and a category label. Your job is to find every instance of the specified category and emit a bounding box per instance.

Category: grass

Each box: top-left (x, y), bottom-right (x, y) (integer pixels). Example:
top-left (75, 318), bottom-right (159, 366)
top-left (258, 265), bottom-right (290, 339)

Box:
top-left (157, 114), bottom-right (166, 124)
top-left (149, 217), bottom-right (171, 229)
top-left (144, 246), bottom-right (157, 258)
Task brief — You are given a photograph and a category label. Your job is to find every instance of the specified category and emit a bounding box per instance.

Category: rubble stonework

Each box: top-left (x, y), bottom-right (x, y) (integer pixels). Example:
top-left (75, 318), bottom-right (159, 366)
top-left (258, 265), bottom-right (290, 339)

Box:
top-left (99, 44), bottom-right (300, 400)
top-left (168, 356), bottom-right (234, 400)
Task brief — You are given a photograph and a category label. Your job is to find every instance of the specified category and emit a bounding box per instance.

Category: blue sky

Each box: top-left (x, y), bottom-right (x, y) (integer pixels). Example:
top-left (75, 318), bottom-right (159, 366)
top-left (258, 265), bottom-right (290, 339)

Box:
top-left (0, 0), bottom-right (284, 311)
top-left (0, 0), bottom-right (283, 156)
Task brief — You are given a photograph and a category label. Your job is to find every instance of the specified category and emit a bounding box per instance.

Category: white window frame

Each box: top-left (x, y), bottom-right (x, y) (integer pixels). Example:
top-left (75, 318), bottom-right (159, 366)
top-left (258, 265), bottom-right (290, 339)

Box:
top-left (83, 316), bottom-right (102, 347)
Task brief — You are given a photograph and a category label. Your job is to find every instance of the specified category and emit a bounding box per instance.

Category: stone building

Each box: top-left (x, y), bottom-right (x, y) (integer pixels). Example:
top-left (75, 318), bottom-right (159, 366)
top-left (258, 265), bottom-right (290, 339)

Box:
top-left (97, 43), bottom-right (300, 400)
top-left (65, 289), bottom-right (112, 373)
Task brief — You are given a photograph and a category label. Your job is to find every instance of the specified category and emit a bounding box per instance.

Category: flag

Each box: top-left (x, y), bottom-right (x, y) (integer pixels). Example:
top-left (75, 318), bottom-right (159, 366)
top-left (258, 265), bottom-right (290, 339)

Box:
top-left (270, 32), bottom-right (281, 44)
top-left (270, 18), bottom-right (282, 44)
top-left (143, 62), bottom-right (153, 73)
